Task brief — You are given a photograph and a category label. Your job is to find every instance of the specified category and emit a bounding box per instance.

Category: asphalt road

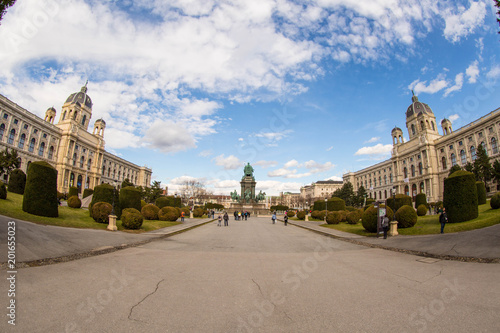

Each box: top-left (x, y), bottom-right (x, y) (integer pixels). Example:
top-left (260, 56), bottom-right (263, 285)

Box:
top-left (1, 217), bottom-right (499, 332)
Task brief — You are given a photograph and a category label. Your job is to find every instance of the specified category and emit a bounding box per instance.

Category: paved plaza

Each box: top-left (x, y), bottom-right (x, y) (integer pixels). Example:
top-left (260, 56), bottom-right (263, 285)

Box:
top-left (1, 217), bottom-right (499, 332)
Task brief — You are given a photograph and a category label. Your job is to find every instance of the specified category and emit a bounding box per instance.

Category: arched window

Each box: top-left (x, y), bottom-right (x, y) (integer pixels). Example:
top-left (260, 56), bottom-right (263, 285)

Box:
top-left (384, 175), bottom-right (387, 185)
top-left (420, 182), bottom-right (424, 193)
top-left (492, 137), bottom-right (498, 154)
top-left (442, 156), bottom-right (447, 170)
top-left (8, 129), bottom-right (15, 144)
top-left (384, 190), bottom-right (387, 199)
top-left (18, 133), bottom-right (26, 149)
top-left (460, 150), bottom-right (466, 165)
top-left (451, 153), bottom-right (457, 166)
top-left (390, 173), bottom-right (393, 183)
top-left (481, 141), bottom-right (487, 155)
top-left (420, 121), bottom-right (425, 130)
top-left (28, 138), bottom-right (36, 152)
top-left (0, 123), bottom-right (5, 140)
top-left (73, 153), bottom-right (77, 166)
top-left (411, 124), bottom-right (415, 135)
top-left (17, 157), bottom-right (22, 168)
top-left (108, 168), bottom-right (111, 177)
top-left (38, 142), bottom-right (45, 156)
top-left (87, 158), bottom-right (92, 171)
top-left (81, 115), bottom-right (86, 126)
top-left (62, 111), bottom-right (67, 120)
top-left (412, 184), bottom-right (417, 198)
top-left (374, 192), bottom-right (377, 200)
top-left (418, 162), bottom-right (423, 175)
top-left (431, 121), bottom-right (435, 131)
top-left (404, 167), bottom-right (408, 178)
top-left (80, 156), bottom-right (84, 168)
top-left (404, 185), bottom-right (409, 196)
top-left (102, 165), bottom-right (105, 174)
top-left (411, 165), bottom-right (415, 177)
top-left (471, 146), bottom-right (476, 161)
top-left (70, 173), bottom-right (75, 187)
top-left (73, 111), bottom-right (78, 120)
top-left (48, 146), bottom-right (54, 160)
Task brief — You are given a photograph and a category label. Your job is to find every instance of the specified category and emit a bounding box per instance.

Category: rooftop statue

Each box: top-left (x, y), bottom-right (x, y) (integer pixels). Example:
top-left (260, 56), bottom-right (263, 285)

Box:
top-left (244, 162), bottom-right (254, 177)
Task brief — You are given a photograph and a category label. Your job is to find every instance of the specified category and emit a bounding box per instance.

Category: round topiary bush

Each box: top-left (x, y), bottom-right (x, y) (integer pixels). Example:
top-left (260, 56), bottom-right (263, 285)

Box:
top-left (326, 211), bottom-right (342, 224)
top-left (287, 211), bottom-right (295, 218)
top-left (193, 207), bottom-right (204, 217)
top-left (476, 181), bottom-right (486, 205)
top-left (328, 197), bottom-right (346, 211)
top-left (0, 183), bottom-right (7, 200)
top-left (395, 205), bottom-right (418, 228)
top-left (83, 189), bottom-right (94, 199)
top-left (155, 196), bottom-right (169, 209)
top-left (490, 193), bottom-right (500, 209)
top-left (68, 186), bottom-right (79, 198)
top-left (365, 198), bottom-right (375, 206)
top-left (120, 186), bottom-right (142, 212)
top-left (311, 210), bottom-right (326, 221)
top-left (67, 195), bottom-right (82, 209)
top-left (22, 161), bottom-right (58, 217)
top-left (415, 193), bottom-right (427, 209)
top-left (361, 205), bottom-right (394, 233)
top-left (8, 168), bottom-right (26, 194)
top-left (121, 208), bottom-right (144, 230)
top-left (158, 206), bottom-right (180, 221)
top-left (444, 170), bottom-right (478, 223)
top-left (89, 184), bottom-right (118, 218)
top-left (346, 210), bottom-right (362, 224)
top-left (296, 211), bottom-right (306, 220)
top-left (141, 204), bottom-right (160, 220)
top-left (345, 206), bottom-right (356, 212)
top-left (416, 204), bottom-right (427, 216)
top-left (92, 202), bottom-right (113, 223)
top-left (386, 194), bottom-right (413, 212)
top-left (338, 210), bottom-right (347, 222)
top-left (141, 200), bottom-right (147, 208)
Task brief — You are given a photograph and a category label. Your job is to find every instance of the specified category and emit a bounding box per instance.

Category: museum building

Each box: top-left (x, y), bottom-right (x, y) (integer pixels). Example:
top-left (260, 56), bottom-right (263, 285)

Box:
top-left (343, 94), bottom-right (500, 203)
top-left (0, 84), bottom-right (152, 194)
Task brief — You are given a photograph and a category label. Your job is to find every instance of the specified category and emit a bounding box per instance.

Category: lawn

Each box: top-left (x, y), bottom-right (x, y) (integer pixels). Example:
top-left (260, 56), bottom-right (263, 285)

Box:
top-left (0, 192), bottom-right (180, 233)
top-left (319, 202), bottom-right (500, 236)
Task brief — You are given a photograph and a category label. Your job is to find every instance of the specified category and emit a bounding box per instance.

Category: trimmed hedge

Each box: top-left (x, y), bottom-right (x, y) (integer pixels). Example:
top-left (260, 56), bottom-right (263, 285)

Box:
top-left (443, 170), bottom-right (478, 223)
top-left (346, 210), bottom-right (362, 224)
top-left (92, 202), bottom-right (113, 223)
top-left (155, 196), bottom-right (182, 209)
top-left (326, 211), bottom-right (342, 224)
top-left (90, 184), bottom-right (121, 219)
top-left (0, 183), bottom-right (6, 199)
top-left (395, 205), bottom-right (417, 228)
top-left (181, 207), bottom-right (190, 216)
top-left (386, 194), bottom-right (413, 212)
top-left (7, 169), bottom-right (26, 194)
top-left (287, 211), bottom-right (296, 218)
top-left (121, 208), bottom-right (144, 230)
top-left (476, 181), bottom-right (486, 205)
top-left (158, 206), bottom-right (180, 221)
top-left (69, 186), bottom-right (79, 197)
top-left (490, 193), bottom-right (500, 209)
top-left (67, 195), bottom-right (82, 209)
top-left (205, 202), bottom-right (224, 210)
top-left (22, 161), bottom-right (58, 217)
top-left (120, 186), bottom-right (142, 212)
top-left (193, 207), bottom-right (205, 217)
top-left (311, 210), bottom-right (326, 220)
top-left (415, 193), bottom-right (427, 209)
top-left (141, 204), bottom-right (160, 220)
top-left (416, 204), bottom-right (427, 216)
top-left (270, 205), bottom-right (289, 211)
top-left (83, 189), bottom-right (94, 199)
top-left (313, 198), bottom-right (346, 211)
top-left (361, 204), bottom-right (394, 233)
top-left (296, 211), bottom-right (306, 220)
top-left (141, 200), bottom-right (147, 208)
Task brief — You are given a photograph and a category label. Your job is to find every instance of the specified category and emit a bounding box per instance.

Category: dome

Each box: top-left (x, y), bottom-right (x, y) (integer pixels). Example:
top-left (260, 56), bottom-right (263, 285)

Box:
top-left (391, 126), bottom-right (402, 134)
top-left (46, 106), bottom-right (56, 112)
top-left (95, 118), bottom-right (106, 125)
top-left (406, 92), bottom-right (433, 119)
top-left (65, 82), bottom-right (92, 109)
top-left (441, 118), bottom-right (451, 124)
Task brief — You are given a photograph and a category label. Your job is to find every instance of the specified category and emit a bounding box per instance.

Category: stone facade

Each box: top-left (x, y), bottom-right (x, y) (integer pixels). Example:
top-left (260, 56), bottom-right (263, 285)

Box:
top-left (0, 84), bottom-right (152, 194)
top-left (300, 180), bottom-right (343, 202)
top-left (343, 94), bottom-right (500, 202)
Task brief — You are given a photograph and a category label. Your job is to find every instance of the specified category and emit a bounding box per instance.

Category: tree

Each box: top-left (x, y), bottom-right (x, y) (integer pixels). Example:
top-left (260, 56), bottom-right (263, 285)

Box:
top-left (448, 164), bottom-right (462, 176)
top-left (473, 144), bottom-right (492, 183)
top-left (464, 162), bottom-right (474, 173)
top-left (493, 160), bottom-right (500, 183)
top-left (138, 180), bottom-right (164, 203)
top-left (0, 148), bottom-right (20, 177)
top-left (180, 180), bottom-right (207, 205)
top-left (354, 185), bottom-right (367, 207)
top-left (332, 181), bottom-right (355, 206)
top-left (121, 178), bottom-right (134, 188)
top-left (0, 0), bottom-right (16, 23)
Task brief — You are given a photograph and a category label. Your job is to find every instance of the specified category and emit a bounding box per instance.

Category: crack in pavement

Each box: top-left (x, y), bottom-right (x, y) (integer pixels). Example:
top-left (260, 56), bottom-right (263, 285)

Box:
top-left (252, 278), bottom-right (264, 297)
top-left (128, 278), bottom-right (165, 322)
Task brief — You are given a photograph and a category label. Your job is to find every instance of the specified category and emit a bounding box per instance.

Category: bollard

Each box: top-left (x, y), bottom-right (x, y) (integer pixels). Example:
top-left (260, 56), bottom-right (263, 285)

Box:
top-left (305, 214), bottom-right (309, 221)
top-left (107, 214), bottom-right (117, 231)
top-left (389, 221), bottom-right (398, 236)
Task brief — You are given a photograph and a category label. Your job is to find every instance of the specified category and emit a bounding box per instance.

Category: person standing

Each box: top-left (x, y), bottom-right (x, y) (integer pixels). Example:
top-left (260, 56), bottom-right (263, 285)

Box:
top-left (439, 207), bottom-right (448, 234)
top-left (284, 214), bottom-right (288, 226)
top-left (234, 211), bottom-right (237, 220)
top-left (244, 211), bottom-right (248, 220)
top-left (238, 211), bottom-right (242, 220)
top-left (217, 213), bottom-right (222, 227)
top-left (181, 211), bottom-right (185, 222)
top-left (382, 214), bottom-right (389, 239)
top-left (272, 211), bottom-right (276, 224)
top-left (224, 212), bottom-right (229, 226)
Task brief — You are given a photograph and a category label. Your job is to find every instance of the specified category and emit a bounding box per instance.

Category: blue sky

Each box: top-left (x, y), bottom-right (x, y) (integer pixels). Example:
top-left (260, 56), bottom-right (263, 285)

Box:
top-left (0, 0), bottom-right (499, 195)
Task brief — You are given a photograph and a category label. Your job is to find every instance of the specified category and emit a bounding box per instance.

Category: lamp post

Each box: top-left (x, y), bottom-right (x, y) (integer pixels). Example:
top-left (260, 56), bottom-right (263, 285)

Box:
top-left (111, 179), bottom-right (118, 215)
top-left (392, 186), bottom-right (396, 216)
top-left (325, 198), bottom-right (328, 222)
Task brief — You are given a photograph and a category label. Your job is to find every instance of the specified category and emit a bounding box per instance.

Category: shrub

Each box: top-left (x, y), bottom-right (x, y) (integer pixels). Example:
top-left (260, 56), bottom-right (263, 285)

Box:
top-left (386, 194), bottom-right (412, 212)
top-left (361, 205), bottom-right (394, 233)
top-left (395, 205), bottom-right (418, 228)
top-left (490, 193), bottom-right (500, 209)
top-left (296, 211), bottom-right (306, 220)
top-left (0, 183), bottom-right (6, 199)
top-left (155, 196), bottom-right (181, 209)
top-left (90, 184), bottom-right (121, 219)
top-left (57, 191), bottom-right (66, 201)
top-left (181, 207), bottom-right (190, 216)
top-left (311, 210), bottom-right (326, 220)
top-left (83, 189), bottom-right (94, 199)
top-left (476, 181), bottom-right (486, 205)
top-left (328, 197), bottom-right (346, 211)
top-left (443, 170), bottom-right (478, 223)
top-left (7, 168), bottom-right (26, 194)
top-left (141, 200), bottom-right (147, 208)
top-left (141, 204), bottom-right (159, 220)
top-left (338, 210), bottom-right (347, 222)
top-left (92, 202), bottom-right (113, 223)
top-left (326, 211), bottom-right (342, 224)
top-left (121, 208), bottom-right (144, 230)
top-left (345, 206), bottom-right (356, 212)
top-left (287, 211), bottom-right (295, 218)
top-left (416, 204), bottom-right (427, 216)
top-left (205, 202), bottom-right (224, 210)
top-left (193, 207), bottom-right (205, 217)
top-left (366, 198), bottom-right (375, 206)
top-left (68, 186), bottom-right (79, 198)
top-left (67, 195), bottom-right (82, 209)
top-left (22, 161), bottom-right (58, 217)
top-left (415, 193), bottom-right (427, 209)
top-left (270, 205), bottom-right (289, 211)
top-left (158, 206), bottom-right (180, 221)
top-left (346, 210), bottom-right (362, 224)
top-left (120, 186), bottom-right (142, 212)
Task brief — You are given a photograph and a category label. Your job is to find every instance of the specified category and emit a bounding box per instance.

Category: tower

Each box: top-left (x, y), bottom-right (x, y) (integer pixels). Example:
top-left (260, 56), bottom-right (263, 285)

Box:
top-left (44, 107), bottom-right (56, 124)
top-left (441, 118), bottom-right (453, 135)
top-left (391, 126), bottom-right (403, 145)
top-left (58, 81), bottom-right (93, 131)
top-left (405, 91), bottom-right (439, 141)
top-left (93, 118), bottom-right (106, 137)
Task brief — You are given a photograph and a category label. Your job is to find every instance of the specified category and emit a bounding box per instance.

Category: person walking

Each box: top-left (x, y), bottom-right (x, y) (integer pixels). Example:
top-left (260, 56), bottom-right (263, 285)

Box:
top-left (234, 211), bottom-right (237, 220)
top-left (238, 211), bottom-right (242, 220)
top-left (382, 214), bottom-right (389, 239)
top-left (244, 211), bottom-right (248, 220)
top-left (224, 212), bottom-right (229, 226)
top-left (284, 214), bottom-right (288, 226)
top-left (181, 211), bottom-right (185, 222)
top-left (217, 213), bottom-right (222, 227)
top-left (272, 211), bottom-right (276, 224)
top-left (439, 207), bottom-right (448, 234)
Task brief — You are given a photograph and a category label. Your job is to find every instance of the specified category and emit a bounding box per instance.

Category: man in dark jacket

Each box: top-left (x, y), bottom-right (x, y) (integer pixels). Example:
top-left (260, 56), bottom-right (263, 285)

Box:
top-left (439, 208), bottom-right (448, 234)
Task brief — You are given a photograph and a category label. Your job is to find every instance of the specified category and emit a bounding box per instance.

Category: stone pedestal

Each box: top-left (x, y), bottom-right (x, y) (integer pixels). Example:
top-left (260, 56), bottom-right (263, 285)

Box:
top-left (107, 214), bottom-right (117, 231)
top-left (190, 211), bottom-right (194, 219)
top-left (305, 215), bottom-right (309, 221)
top-left (389, 221), bottom-right (398, 236)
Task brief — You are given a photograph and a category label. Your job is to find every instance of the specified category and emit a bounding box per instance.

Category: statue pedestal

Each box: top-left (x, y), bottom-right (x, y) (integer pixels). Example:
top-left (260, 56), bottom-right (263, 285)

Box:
top-left (107, 215), bottom-right (117, 231)
top-left (389, 221), bottom-right (398, 236)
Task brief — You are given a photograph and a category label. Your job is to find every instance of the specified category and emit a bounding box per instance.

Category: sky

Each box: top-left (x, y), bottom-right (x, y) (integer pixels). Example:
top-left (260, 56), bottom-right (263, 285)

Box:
top-left (0, 0), bottom-right (499, 196)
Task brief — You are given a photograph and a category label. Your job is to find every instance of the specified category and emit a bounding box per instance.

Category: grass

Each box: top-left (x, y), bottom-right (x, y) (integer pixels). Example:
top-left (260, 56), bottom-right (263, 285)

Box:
top-left (0, 192), bottom-right (181, 233)
top-left (319, 202), bottom-right (500, 236)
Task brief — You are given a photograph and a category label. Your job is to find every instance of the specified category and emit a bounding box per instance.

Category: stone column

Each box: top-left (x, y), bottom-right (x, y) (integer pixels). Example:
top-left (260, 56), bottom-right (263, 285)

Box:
top-left (389, 221), bottom-right (398, 236)
top-left (107, 215), bottom-right (117, 231)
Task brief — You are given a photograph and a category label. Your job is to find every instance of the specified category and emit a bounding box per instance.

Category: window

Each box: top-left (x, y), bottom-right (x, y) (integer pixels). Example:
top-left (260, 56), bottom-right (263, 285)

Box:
top-left (404, 167), bottom-right (408, 178)
top-left (440, 148), bottom-right (444, 153)
top-left (38, 142), bottom-right (45, 156)
top-left (75, 145), bottom-right (79, 151)
top-left (478, 132), bottom-right (483, 138)
top-left (420, 121), bottom-right (425, 130)
top-left (468, 136), bottom-right (473, 142)
top-left (80, 156), bottom-right (84, 168)
top-left (33, 129), bottom-right (38, 134)
top-left (81, 115), bottom-right (86, 126)
top-left (18, 134), bottom-right (25, 149)
top-left (384, 175), bottom-right (387, 185)
top-left (418, 162), bottom-right (423, 175)
top-left (459, 141), bottom-right (463, 146)
top-left (14, 119), bottom-right (18, 124)
top-left (460, 150), bottom-right (466, 165)
top-left (28, 138), bottom-right (36, 153)
top-left (43, 133), bottom-right (47, 138)
top-left (492, 137), bottom-right (498, 154)
top-left (449, 144), bottom-right (453, 150)
top-left (0, 123), bottom-right (5, 140)
top-left (73, 153), bottom-right (77, 166)
top-left (102, 165), bottom-right (105, 174)
top-left (8, 129), bottom-right (15, 144)
top-left (374, 179), bottom-right (377, 187)
top-left (431, 122), bottom-right (435, 131)
top-left (108, 168), bottom-right (111, 177)
top-left (62, 111), bottom-right (67, 120)
top-left (489, 127), bottom-right (494, 133)
top-left (442, 156), bottom-right (447, 170)
top-left (48, 146), bottom-right (54, 160)
top-left (2, 113), bottom-right (7, 119)
top-left (411, 124), bottom-right (415, 135)
top-left (471, 146), bottom-right (476, 161)
top-left (87, 159), bottom-right (92, 171)
top-left (390, 174), bottom-right (393, 183)
top-left (481, 141), bottom-right (487, 155)
top-left (451, 153), bottom-right (457, 166)
top-left (420, 182), bottom-right (424, 193)
top-left (411, 165), bottom-right (415, 177)
top-left (24, 124), bottom-right (28, 130)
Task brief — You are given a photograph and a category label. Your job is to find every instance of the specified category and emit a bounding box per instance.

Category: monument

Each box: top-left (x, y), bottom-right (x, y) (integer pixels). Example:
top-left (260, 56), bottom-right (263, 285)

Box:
top-left (230, 163), bottom-right (267, 214)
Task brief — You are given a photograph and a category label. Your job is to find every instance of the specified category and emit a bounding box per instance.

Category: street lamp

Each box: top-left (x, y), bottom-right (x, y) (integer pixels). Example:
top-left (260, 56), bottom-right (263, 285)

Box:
top-left (325, 198), bottom-right (328, 221)
top-left (111, 179), bottom-right (118, 215)
top-left (392, 186), bottom-right (396, 216)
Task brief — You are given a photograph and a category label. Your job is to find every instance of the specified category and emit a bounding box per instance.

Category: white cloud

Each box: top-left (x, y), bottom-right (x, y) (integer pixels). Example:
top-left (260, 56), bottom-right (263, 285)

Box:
top-left (255, 130), bottom-right (292, 141)
top-left (302, 160), bottom-right (335, 173)
top-left (443, 73), bottom-right (464, 97)
top-left (443, 1), bottom-right (487, 42)
top-left (365, 137), bottom-right (380, 143)
top-left (199, 150), bottom-right (213, 157)
top-left (466, 60), bottom-right (480, 83)
top-left (326, 146), bottom-right (333, 151)
top-left (449, 114), bottom-right (460, 123)
top-left (254, 160), bottom-right (278, 168)
top-left (326, 176), bottom-right (343, 181)
top-left (355, 144), bottom-right (393, 155)
top-left (144, 120), bottom-right (197, 153)
top-left (267, 168), bottom-right (311, 179)
top-left (284, 159), bottom-right (299, 169)
top-left (409, 75), bottom-right (448, 95)
top-left (213, 154), bottom-right (244, 170)
top-left (486, 65), bottom-right (500, 80)
top-left (256, 180), bottom-right (303, 195)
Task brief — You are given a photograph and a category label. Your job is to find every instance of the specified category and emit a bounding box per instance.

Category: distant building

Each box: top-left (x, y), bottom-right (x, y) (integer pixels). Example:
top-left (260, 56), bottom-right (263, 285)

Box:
top-left (0, 84), bottom-right (152, 194)
top-left (300, 180), bottom-right (343, 202)
top-left (343, 93), bottom-right (500, 202)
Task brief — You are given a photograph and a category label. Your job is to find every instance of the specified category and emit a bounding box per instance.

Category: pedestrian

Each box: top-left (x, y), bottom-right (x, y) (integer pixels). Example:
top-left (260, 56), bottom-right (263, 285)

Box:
top-left (272, 211), bottom-right (276, 224)
top-left (234, 211), bottom-right (237, 220)
top-left (212, 210), bottom-right (215, 219)
top-left (224, 212), bottom-right (229, 226)
top-left (238, 211), bottom-right (242, 220)
top-left (382, 214), bottom-right (389, 239)
top-left (181, 211), bottom-right (185, 222)
top-left (284, 214), bottom-right (288, 226)
top-left (245, 211), bottom-right (248, 220)
top-left (439, 207), bottom-right (448, 234)
top-left (217, 213), bottom-right (222, 227)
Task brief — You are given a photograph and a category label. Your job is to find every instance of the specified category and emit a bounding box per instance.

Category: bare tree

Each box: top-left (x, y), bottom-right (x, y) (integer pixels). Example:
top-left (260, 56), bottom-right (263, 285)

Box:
top-left (179, 180), bottom-right (207, 206)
